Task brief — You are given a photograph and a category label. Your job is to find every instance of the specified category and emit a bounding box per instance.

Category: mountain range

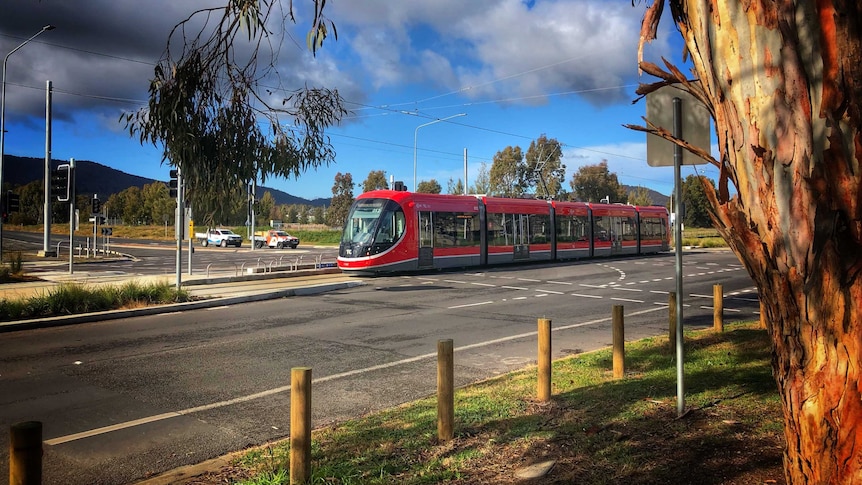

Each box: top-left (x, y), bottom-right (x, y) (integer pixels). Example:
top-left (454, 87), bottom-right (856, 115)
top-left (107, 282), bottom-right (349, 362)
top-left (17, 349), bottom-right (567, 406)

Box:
top-left (3, 155), bottom-right (330, 207)
top-left (3, 155), bottom-right (669, 207)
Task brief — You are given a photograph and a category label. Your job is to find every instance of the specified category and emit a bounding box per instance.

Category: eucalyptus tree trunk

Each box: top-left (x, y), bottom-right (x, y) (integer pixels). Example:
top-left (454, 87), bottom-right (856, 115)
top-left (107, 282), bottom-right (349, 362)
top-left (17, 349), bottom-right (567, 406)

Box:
top-left (637, 1), bottom-right (862, 483)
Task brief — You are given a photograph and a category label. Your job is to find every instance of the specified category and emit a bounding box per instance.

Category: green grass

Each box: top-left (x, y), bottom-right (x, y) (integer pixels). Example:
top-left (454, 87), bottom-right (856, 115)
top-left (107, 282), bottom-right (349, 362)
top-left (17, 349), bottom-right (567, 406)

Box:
top-left (0, 281), bottom-right (191, 321)
top-left (228, 323), bottom-right (784, 485)
top-left (678, 227), bottom-right (728, 248)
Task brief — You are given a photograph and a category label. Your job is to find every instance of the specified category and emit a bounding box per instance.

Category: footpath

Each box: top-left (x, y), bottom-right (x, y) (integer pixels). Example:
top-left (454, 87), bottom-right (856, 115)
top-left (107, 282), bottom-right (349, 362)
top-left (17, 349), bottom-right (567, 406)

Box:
top-left (0, 258), bottom-right (365, 332)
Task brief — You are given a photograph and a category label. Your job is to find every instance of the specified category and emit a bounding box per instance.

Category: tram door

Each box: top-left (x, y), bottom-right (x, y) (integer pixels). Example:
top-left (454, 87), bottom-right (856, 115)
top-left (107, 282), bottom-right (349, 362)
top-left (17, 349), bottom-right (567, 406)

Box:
top-left (610, 216), bottom-right (623, 255)
top-left (418, 211), bottom-right (434, 268)
top-left (513, 213), bottom-right (530, 260)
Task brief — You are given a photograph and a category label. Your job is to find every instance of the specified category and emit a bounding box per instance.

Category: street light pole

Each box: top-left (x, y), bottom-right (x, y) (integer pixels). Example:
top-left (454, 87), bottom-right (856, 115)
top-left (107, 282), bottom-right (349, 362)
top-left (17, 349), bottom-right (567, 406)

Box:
top-left (413, 113), bottom-right (465, 192)
top-left (0, 24), bottom-right (55, 259)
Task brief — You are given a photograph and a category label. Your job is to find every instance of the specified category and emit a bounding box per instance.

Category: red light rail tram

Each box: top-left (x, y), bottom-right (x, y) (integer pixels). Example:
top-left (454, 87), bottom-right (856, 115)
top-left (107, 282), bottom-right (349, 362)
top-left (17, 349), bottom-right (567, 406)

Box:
top-left (337, 190), bottom-right (670, 274)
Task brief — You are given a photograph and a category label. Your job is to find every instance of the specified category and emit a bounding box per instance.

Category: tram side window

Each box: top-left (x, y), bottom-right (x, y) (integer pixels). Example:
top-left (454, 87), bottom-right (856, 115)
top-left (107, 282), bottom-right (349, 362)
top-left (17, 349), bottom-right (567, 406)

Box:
top-left (622, 216), bottom-right (638, 241)
top-left (488, 213), bottom-right (515, 246)
top-left (557, 215), bottom-right (589, 243)
top-left (530, 214), bottom-right (550, 244)
top-left (594, 215), bottom-right (611, 241)
top-left (455, 213), bottom-right (481, 246)
top-left (432, 211), bottom-right (480, 247)
top-left (641, 217), bottom-right (664, 239)
top-left (434, 212), bottom-right (456, 247)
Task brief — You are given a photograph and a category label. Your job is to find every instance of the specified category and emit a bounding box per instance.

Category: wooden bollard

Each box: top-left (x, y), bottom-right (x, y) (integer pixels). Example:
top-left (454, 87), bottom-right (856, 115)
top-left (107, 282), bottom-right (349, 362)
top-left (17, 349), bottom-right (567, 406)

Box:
top-left (668, 292), bottom-right (677, 349)
top-left (290, 367), bottom-right (312, 485)
top-left (713, 284), bottom-right (724, 332)
top-left (437, 339), bottom-right (454, 442)
top-left (612, 305), bottom-right (625, 378)
top-left (10, 421), bottom-right (42, 485)
top-left (537, 318), bottom-right (552, 402)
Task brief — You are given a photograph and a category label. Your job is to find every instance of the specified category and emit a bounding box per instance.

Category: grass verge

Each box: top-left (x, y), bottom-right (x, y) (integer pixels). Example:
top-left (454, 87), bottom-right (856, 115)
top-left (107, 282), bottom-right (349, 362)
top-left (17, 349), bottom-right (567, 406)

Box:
top-left (191, 322), bottom-right (785, 485)
top-left (0, 281), bottom-right (191, 321)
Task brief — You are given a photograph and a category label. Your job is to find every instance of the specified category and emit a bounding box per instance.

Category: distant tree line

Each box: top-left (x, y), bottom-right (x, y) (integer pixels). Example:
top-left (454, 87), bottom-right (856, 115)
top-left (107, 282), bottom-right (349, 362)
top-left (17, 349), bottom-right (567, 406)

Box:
top-left (321, 135), bottom-right (717, 230)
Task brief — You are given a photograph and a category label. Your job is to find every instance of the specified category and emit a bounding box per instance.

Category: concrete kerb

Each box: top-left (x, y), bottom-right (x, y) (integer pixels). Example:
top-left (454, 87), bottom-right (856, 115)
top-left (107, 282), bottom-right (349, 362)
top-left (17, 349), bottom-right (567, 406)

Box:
top-left (0, 277), bottom-right (364, 333)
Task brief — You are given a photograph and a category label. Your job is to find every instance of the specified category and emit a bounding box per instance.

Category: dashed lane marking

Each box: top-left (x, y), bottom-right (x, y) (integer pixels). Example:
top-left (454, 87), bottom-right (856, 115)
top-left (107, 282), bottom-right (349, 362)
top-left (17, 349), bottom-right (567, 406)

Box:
top-left (448, 301), bottom-right (495, 309)
top-left (611, 297), bottom-right (645, 303)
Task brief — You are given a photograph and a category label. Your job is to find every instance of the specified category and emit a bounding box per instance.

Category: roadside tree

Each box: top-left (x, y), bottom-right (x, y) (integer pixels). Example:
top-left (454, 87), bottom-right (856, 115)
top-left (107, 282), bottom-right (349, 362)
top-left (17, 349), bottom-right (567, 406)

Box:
top-left (312, 205), bottom-right (325, 225)
top-left (569, 161), bottom-right (626, 203)
top-left (362, 170), bottom-right (389, 192)
top-left (327, 172), bottom-right (353, 227)
top-left (470, 161), bottom-right (491, 195)
top-left (524, 135), bottom-right (566, 199)
top-left (258, 191), bottom-right (276, 226)
top-left (489, 146), bottom-right (524, 197)
top-left (446, 178), bottom-right (465, 195)
top-left (416, 179), bottom-right (442, 194)
top-left (142, 182), bottom-right (173, 226)
top-left (286, 205), bottom-right (299, 224)
top-left (680, 175), bottom-right (714, 229)
top-left (632, 2), bottom-right (862, 481)
top-left (123, 1), bottom-right (346, 226)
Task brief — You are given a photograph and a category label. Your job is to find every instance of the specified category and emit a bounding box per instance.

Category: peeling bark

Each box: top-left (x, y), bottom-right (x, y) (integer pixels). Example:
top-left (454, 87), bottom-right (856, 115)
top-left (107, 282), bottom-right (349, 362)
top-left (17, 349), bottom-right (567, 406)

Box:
top-left (638, 1), bottom-right (862, 483)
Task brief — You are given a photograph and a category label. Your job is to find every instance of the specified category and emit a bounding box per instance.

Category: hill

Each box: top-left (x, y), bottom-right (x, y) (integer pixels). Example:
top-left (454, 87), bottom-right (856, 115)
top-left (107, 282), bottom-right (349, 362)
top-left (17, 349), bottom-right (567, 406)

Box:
top-left (3, 156), bottom-right (669, 208)
top-left (3, 155), bottom-right (326, 207)
top-left (623, 185), bottom-right (669, 207)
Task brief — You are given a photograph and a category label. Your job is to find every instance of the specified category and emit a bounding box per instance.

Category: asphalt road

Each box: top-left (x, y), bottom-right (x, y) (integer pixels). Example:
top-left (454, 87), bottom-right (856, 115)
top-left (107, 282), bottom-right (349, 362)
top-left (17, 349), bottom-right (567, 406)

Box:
top-left (0, 250), bottom-right (757, 485)
top-left (8, 230), bottom-right (338, 276)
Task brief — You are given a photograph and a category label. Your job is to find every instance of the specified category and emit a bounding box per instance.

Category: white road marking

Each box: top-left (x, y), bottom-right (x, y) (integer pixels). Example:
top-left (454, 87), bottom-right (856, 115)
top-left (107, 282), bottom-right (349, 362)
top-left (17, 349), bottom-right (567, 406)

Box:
top-left (470, 282), bottom-right (496, 287)
top-left (448, 301), bottom-right (495, 309)
top-left (517, 278), bottom-right (541, 282)
top-left (546, 281), bottom-right (573, 285)
top-left (613, 287), bottom-right (643, 292)
top-left (536, 289), bottom-right (564, 295)
top-left (501, 286), bottom-right (529, 291)
top-left (206, 306), bottom-right (230, 310)
top-left (571, 293), bottom-right (603, 299)
top-left (611, 297), bottom-right (645, 303)
top-left (579, 284), bottom-right (606, 289)
top-left (44, 306), bottom-right (667, 446)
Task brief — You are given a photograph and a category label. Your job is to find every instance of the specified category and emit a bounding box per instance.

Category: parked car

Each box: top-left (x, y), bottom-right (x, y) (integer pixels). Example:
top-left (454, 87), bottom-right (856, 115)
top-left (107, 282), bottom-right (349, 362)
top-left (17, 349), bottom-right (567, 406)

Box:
top-left (194, 228), bottom-right (243, 247)
top-left (252, 229), bottom-right (300, 249)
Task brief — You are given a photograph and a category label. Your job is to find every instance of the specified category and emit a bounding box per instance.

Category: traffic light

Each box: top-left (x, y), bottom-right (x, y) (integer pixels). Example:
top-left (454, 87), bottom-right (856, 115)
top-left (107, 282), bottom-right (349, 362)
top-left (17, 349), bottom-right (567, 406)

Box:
top-left (168, 169), bottom-right (179, 198)
top-left (92, 197), bottom-right (101, 215)
top-left (6, 192), bottom-right (19, 213)
top-left (51, 164), bottom-right (71, 201)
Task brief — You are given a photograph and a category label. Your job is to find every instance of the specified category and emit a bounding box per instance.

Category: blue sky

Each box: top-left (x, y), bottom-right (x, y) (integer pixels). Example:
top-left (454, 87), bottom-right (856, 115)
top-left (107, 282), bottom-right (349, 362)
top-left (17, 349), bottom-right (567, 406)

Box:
top-left (1, 1), bottom-right (715, 201)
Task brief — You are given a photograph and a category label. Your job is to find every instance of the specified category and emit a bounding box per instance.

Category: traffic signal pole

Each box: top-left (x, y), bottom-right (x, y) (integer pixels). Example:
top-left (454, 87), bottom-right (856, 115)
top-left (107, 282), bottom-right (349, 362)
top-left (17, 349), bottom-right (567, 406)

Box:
top-left (68, 159), bottom-right (75, 273)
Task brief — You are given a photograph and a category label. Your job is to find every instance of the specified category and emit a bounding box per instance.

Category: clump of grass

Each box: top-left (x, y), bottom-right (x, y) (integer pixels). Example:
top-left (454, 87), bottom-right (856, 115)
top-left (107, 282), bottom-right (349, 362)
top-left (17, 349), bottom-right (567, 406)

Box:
top-left (0, 252), bottom-right (26, 283)
top-left (0, 281), bottom-right (191, 321)
top-left (228, 323), bottom-right (783, 485)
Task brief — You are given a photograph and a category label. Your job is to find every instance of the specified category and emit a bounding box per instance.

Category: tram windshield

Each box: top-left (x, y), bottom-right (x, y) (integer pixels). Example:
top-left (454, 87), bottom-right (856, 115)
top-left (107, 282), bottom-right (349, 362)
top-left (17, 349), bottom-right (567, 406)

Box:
top-left (341, 198), bottom-right (406, 247)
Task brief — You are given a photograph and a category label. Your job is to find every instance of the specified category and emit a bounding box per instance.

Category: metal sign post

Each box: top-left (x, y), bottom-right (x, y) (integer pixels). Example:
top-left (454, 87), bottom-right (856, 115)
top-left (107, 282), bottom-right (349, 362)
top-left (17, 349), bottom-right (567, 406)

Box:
top-left (175, 167), bottom-right (183, 290)
top-left (672, 98), bottom-right (685, 417)
top-left (645, 85), bottom-right (711, 417)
